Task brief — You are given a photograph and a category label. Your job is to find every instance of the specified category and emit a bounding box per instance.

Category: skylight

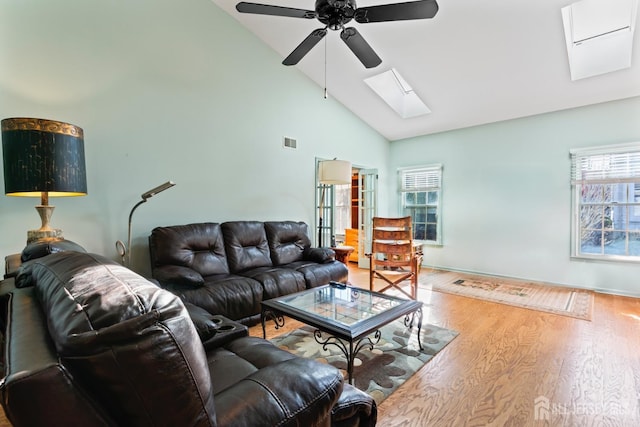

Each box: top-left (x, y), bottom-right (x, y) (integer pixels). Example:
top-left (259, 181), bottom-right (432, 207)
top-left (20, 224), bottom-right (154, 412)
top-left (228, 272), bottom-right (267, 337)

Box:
top-left (561, 0), bottom-right (638, 80)
top-left (364, 68), bottom-right (431, 119)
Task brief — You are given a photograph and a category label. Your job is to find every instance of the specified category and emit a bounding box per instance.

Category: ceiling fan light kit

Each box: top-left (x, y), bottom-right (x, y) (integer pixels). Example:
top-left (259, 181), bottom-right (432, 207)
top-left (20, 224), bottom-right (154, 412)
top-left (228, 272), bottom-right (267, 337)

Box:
top-left (235, 0), bottom-right (439, 68)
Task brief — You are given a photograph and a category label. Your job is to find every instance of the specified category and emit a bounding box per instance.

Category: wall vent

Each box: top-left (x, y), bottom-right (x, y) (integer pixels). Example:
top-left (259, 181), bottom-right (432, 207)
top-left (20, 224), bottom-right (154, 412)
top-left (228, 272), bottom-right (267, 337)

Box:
top-left (283, 137), bottom-right (297, 149)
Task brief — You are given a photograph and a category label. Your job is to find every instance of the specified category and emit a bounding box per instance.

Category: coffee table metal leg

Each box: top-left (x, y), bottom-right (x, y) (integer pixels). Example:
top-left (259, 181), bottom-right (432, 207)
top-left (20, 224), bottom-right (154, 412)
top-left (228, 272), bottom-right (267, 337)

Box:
top-left (313, 329), bottom-right (381, 385)
top-left (403, 307), bottom-right (424, 350)
top-left (261, 308), bottom-right (285, 339)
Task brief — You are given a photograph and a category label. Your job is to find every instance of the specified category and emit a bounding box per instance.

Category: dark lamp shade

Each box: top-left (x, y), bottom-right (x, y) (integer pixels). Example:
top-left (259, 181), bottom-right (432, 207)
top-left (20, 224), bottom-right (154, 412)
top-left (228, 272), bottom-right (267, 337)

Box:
top-left (2, 118), bottom-right (87, 197)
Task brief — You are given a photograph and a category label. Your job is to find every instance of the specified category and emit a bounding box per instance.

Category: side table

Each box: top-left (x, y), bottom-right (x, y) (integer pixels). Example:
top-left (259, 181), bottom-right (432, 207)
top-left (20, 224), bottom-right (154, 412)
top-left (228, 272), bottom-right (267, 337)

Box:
top-left (332, 246), bottom-right (354, 264)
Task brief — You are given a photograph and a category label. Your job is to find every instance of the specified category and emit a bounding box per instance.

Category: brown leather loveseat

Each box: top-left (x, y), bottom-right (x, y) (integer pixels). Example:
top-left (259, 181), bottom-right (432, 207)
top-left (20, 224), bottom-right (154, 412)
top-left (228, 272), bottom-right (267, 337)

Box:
top-left (149, 221), bottom-right (348, 325)
top-left (0, 248), bottom-right (376, 426)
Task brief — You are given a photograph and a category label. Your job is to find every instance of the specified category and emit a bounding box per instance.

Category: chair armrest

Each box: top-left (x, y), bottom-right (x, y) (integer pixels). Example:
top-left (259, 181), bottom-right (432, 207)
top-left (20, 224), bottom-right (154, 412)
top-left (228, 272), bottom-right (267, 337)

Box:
top-left (152, 265), bottom-right (204, 287)
top-left (304, 247), bottom-right (336, 263)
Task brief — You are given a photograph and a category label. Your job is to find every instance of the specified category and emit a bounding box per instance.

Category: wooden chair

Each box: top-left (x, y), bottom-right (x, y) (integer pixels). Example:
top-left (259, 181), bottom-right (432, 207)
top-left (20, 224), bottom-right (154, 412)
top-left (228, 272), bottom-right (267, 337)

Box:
top-left (366, 216), bottom-right (423, 300)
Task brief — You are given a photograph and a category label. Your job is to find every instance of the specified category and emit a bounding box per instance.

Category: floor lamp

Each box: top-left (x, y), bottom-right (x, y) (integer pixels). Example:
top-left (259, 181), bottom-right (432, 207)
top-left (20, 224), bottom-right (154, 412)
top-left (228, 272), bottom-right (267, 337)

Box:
top-left (116, 181), bottom-right (175, 266)
top-left (317, 159), bottom-right (351, 247)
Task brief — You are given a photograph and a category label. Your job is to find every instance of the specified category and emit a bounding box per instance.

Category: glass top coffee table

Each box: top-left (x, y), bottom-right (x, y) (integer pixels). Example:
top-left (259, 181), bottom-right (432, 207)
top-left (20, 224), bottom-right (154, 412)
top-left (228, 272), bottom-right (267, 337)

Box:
top-left (261, 283), bottom-right (423, 384)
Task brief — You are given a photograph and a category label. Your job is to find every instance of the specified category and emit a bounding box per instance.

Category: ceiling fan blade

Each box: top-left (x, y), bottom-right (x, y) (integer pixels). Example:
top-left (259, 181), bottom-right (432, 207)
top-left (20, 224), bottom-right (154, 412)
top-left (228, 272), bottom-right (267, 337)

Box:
top-left (340, 27), bottom-right (382, 69)
top-left (354, 0), bottom-right (438, 23)
top-left (283, 29), bottom-right (327, 66)
top-left (236, 2), bottom-right (315, 19)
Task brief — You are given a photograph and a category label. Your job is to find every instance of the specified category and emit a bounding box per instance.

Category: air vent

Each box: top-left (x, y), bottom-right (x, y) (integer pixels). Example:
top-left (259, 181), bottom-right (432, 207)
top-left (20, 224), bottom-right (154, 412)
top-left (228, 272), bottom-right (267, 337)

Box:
top-left (283, 137), bottom-right (297, 149)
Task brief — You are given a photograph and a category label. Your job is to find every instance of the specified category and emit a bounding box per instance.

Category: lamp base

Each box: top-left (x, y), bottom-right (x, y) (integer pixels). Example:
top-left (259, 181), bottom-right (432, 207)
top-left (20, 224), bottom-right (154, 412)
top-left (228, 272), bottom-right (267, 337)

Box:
top-left (27, 228), bottom-right (63, 244)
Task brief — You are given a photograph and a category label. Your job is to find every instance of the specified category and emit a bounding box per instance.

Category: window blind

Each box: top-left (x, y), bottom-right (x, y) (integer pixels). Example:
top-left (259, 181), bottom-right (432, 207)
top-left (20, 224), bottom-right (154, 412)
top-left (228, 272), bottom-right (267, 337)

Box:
top-left (400, 165), bottom-right (442, 191)
top-left (570, 142), bottom-right (640, 184)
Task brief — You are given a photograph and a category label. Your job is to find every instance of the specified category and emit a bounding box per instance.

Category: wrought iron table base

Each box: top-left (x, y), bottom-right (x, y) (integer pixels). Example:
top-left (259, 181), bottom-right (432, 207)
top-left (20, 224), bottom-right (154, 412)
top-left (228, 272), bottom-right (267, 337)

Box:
top-left (261, 307), bottom-right (423, 385)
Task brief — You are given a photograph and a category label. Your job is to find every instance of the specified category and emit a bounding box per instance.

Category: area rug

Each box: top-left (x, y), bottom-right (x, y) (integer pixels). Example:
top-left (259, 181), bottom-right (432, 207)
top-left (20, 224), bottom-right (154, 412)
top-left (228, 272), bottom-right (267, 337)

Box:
top-left (432, 276), bottom-right (593, 320)
top-left (270, 320), bottom-right (458, 404)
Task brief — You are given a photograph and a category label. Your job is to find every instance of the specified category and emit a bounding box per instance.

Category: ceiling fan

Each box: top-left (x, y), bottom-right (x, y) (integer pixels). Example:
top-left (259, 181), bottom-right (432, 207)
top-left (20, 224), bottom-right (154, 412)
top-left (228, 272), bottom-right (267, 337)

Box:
top-left (235, 0), bottom-right (439, 69)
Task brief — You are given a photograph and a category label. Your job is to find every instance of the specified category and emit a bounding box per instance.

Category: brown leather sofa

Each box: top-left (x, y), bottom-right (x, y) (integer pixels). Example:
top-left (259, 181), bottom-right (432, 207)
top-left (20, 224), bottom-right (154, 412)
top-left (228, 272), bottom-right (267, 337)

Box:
top-left (149, 221), bottom-right (349, 325)
top-left (0, 248), bottom-right (376, 426)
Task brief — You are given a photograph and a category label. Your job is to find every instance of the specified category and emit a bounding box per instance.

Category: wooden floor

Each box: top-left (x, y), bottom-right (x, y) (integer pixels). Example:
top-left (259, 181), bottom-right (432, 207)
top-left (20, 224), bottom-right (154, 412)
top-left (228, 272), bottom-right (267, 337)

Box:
top-left (254, 265), bottom-right (640, 427)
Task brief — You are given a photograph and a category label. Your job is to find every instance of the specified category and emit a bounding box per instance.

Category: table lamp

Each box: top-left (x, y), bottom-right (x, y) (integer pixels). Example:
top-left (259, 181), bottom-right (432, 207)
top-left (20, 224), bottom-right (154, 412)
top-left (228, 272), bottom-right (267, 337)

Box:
top-left (2, 118), bottom-right (87, 243)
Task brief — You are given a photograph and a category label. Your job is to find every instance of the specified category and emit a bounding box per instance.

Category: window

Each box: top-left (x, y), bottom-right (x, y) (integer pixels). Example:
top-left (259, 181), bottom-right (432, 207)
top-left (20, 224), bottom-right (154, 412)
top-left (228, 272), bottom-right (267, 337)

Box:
top-left (399, 165), bottom-right (442, 245)
top-left (571, 142), bottom-right (640, 261)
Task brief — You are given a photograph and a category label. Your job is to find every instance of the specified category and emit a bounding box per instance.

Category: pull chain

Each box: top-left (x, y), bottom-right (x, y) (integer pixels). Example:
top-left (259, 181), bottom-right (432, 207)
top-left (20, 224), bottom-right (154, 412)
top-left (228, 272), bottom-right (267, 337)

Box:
top-left (323, 35), bottom-right (328, 99)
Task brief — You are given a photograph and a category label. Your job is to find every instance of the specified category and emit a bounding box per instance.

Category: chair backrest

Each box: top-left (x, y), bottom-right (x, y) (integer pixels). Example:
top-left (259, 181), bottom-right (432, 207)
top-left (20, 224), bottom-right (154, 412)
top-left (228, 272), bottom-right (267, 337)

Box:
top-left (371, 216), bottom-right (414, 269)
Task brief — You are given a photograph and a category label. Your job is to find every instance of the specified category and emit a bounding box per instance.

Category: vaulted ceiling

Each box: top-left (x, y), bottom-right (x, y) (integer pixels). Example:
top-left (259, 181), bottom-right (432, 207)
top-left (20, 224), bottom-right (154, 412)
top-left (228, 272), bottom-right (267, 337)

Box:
top-left (211, 0), bottom-right (640, 141)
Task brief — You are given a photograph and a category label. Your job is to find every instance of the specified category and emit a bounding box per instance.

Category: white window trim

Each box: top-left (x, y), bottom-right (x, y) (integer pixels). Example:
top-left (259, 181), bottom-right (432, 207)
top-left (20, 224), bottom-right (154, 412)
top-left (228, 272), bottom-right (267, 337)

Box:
top-left (398, 164), bottom-right (443, 246)
top-left (570, 141), bottom-right (640, 262)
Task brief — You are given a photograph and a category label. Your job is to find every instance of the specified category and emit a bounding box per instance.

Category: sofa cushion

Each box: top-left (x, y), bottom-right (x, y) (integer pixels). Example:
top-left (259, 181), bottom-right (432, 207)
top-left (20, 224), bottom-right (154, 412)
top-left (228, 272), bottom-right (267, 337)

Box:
top-left (282, 260), bottom-right (348, 288)
top-left (23, 251), bottom-right (217, 427)
top-left (164, 274), bottom-right (264, 324)
top-left (150, 223), bottom-right (229, 276)
top-left (21, 238), bottom-right (86, 262)
top-left (221, 221), bottom-right (272, 273)
top-left (212, 337), bottom-right (343, 427)
top-left (264, 221), bottom-right (311, 265)
top-left (237, 266), bottom-right (306, 299)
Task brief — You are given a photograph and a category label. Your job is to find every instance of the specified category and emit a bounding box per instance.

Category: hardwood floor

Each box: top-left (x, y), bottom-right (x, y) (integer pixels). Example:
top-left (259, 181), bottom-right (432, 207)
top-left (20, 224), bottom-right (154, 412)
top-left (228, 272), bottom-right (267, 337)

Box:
top-left (254, 265), bottom-right (640, 427)
top-left (1, 266), bottom-right (637, 426)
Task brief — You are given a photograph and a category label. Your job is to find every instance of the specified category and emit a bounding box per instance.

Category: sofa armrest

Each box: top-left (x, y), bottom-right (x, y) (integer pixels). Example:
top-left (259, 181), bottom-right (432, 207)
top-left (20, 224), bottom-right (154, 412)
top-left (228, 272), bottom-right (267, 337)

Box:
top-left (304, 247), bottom-right (336, 264)
top-left (214, 357), bottom-right (343, 427)
top-left (331, 383), bottom-right (377, 427)
top-left (152, 265), bottom-right (204, 287)
top-left (183, 302), bottom-right (249, 348)
top-left (1, 288), bottom-right (114, 426)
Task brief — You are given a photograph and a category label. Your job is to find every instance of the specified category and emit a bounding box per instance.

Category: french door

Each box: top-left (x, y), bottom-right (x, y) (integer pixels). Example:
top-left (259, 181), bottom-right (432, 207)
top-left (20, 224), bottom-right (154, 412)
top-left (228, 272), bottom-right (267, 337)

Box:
top-left (357, 169), bottom-right (378, 268)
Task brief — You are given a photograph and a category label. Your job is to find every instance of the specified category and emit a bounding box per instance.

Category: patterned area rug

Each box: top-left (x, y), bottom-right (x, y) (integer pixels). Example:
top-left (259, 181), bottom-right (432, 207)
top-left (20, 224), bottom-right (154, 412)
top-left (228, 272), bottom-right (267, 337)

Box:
top-left (432, 276), bottom-right (593, 320)
top-left (270, 320), bottom-right (458, 404)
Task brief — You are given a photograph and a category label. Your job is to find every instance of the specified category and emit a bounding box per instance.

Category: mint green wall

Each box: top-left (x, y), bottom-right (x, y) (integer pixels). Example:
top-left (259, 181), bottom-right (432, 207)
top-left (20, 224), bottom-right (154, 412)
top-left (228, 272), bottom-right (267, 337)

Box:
top-left (0, 0), bottom-right (389, 275)
top-left (390, 96), bottom-right (640, 296)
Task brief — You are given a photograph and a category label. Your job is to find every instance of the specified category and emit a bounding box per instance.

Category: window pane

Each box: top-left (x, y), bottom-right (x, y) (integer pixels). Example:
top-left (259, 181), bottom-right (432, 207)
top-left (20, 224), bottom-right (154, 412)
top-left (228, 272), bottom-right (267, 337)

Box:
top-left (580, 205), bottom-right (603, 231)
top-left (603, 231), bottom-right (626, 255)
top-left (630, 233), bottom-right (640, 256)
top-left (414, 207), bottom-right (426, 222)
top-left (405, 192), bottom-right (415, 205)
top-left (427, 191), bottom-right (438, 204)
top-left (416, 191), bottom-right (426, 205)
top-left (427, 207), bottom-right (437, 223)
top-left (581, 184), bottom-right (604, 203)
top-left (610, 183), bottom-right (628, 203)
top-left (581, 239), bottom-right (602, 254)
top-left (611, 205), bottom-right (627, 231)
top-left (414, 223), bottom-right (426, 240)
top-left (426, 224), bottom-right (437, 241)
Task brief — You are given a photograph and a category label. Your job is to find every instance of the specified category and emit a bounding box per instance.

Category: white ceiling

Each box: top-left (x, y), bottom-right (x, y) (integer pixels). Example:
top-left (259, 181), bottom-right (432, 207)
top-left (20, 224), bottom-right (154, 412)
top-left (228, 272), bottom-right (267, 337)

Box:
top-left (211, 0), bottom-right (640, 141)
